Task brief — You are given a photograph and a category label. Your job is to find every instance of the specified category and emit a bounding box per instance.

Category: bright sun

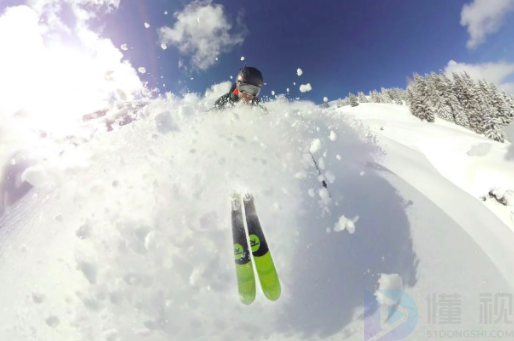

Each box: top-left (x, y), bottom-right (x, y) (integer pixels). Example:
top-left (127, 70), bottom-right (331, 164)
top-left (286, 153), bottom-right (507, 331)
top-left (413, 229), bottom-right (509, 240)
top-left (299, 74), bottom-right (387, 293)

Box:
top-left (0, 5), bottom-right (144, 138)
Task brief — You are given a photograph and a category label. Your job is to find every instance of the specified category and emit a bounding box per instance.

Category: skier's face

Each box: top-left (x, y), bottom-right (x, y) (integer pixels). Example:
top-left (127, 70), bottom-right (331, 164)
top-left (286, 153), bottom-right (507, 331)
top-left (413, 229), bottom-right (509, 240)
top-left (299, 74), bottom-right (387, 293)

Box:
top-left (238, 92), bottom-right (255, 103)
top-left (237, 82), bottom-right (261, 103)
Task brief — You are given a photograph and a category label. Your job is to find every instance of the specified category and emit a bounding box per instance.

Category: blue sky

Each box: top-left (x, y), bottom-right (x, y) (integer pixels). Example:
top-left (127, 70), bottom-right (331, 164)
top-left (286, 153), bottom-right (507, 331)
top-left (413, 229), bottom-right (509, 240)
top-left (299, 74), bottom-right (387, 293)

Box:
top-left (97, 0), bottom-right (514, 104)
top-left (0, 0), bottom-right (514, 107)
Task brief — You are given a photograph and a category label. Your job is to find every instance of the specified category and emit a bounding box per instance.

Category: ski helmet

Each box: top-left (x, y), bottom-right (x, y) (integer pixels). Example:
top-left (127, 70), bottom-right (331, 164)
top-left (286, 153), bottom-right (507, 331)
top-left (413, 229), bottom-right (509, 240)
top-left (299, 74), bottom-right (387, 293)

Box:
top-left (237, 66), bottom-right (263, 87)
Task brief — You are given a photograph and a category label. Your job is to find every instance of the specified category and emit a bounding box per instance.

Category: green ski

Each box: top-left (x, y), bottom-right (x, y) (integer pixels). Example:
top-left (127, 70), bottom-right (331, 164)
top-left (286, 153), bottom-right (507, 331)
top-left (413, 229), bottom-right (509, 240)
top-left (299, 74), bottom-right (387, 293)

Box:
top-left (231, 193), bottom-right (256, 305)
top-left (242, 193), bottom-right (281, 301)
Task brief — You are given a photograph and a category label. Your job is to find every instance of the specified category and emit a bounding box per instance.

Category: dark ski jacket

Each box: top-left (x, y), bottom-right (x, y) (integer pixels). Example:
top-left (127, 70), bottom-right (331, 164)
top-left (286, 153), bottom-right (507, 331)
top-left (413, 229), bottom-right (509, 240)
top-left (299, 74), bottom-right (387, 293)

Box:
top-left (213, 83), bottom-right (262, 110)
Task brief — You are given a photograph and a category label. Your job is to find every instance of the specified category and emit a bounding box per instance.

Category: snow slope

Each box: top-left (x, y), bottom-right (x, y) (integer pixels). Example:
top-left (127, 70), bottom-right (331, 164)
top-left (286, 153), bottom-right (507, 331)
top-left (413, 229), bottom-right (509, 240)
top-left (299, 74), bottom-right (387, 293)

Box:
top-left (0, 99), bottom-right (513, 341)
top-left (345, 103), bottom-right (514, 235)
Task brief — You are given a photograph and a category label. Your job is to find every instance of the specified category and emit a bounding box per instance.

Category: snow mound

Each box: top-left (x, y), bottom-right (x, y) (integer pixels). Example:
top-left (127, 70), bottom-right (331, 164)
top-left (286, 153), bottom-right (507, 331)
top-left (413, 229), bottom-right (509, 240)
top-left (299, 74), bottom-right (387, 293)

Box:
top-left (1, 99), bottom-right (513, 340)
top-left (0, 96), bottom-right (396, 341)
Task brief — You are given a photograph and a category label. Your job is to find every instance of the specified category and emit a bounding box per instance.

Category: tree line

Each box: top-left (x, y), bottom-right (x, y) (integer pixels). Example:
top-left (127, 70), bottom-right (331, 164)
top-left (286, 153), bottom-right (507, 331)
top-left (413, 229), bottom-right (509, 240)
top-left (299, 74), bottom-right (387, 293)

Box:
top-left (331, 71), bottom-right (514, 143)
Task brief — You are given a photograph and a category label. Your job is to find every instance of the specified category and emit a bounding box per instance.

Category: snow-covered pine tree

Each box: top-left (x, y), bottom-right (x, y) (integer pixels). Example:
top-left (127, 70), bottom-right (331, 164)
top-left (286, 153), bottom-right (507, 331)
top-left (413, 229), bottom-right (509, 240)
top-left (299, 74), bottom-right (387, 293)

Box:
top-left (478, 79), bottom-right (494, 108)
top-left (349, 93), bottom-right (359, 107)
top-left (487, 83), bottom-right (514, 126)
top-left (375, 90), bottom-right (381, 103)
top-left (376, 90), bottom-right (384, 103)
top-left (343, 97), bottom-right (351, 106)
top-left (438, 72), bottom-right (468, 128)
top-left (425, 73), bottom-right (443, 119)
top-left (337, 98), bottom-right (344, 108)
top-left (434, 75), bottom-right (452, 122)
top-left (451, 72), bottom-right (478, 130)
top-left (410, 73), bottom-right (435, 122)
top-left (407, 87), bottom-right (418, 118)
top-left (370, 90), bottom-right (380, 103)
top-left (499, 89), bottom-right (514, 126)
top-left (461, 72), bottom-right (485, 134)
top-left (472, 79), bottom-right (506, 141)
top-left (404, 87), bottom-right (412, 106)
top-left (389, 88), bottom-right (398, 104)
top-left (391, 88), bottom-right (404, 105)
top-left (408, 76), bottom-right (423, 119)
top-left (477, 79), bottom-right (497, 119)
top-left (380, 88), bottom-right (393, 103)
top-left (435, 71), bottom-right (459, 124)
top-left (486, 84), bottom-right (508, 125)
top-left (396, 88), bottom-right (407, 105)
top-left (482, 110), bottom-right (508, 142)
top-left (389, 89), bottom-right (397, 103)
top-left (358, 92), bottom-right (368, 103)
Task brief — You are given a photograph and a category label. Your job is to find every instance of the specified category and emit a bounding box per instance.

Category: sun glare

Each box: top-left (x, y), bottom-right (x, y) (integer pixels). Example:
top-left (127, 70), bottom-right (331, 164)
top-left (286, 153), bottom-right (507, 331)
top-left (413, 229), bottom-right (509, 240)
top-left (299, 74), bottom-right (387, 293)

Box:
top-left (0, 5), bottom-right (144, 139)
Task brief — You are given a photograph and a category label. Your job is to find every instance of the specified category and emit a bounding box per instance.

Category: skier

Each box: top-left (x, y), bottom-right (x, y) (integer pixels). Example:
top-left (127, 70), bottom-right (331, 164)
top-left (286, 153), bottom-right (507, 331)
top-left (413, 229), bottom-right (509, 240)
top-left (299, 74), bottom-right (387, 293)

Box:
top-left (214, 66), bottom-right (264, 110)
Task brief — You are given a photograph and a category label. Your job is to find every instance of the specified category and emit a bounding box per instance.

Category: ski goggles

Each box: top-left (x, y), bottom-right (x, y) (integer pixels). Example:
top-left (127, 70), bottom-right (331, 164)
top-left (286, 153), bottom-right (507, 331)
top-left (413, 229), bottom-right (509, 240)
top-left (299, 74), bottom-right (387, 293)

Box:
top-left (237, 82), bottom-right (261, 97)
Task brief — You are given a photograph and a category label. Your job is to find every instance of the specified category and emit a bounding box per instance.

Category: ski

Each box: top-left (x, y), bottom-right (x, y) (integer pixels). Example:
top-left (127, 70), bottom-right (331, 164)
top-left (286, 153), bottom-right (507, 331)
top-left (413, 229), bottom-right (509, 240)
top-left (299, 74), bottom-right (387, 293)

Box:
top-left (231, 193), bottom-right (256, 305)
top-left (242, 193), bottom-right (281, 301)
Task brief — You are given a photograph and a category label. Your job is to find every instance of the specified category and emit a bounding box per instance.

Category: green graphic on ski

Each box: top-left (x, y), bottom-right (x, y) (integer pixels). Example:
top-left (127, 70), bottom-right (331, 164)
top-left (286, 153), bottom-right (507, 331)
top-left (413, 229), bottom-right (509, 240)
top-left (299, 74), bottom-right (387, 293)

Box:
top-left (242, 193), bottom-right (281, 301)
top-left (231, 193), bottom-right (256, 305)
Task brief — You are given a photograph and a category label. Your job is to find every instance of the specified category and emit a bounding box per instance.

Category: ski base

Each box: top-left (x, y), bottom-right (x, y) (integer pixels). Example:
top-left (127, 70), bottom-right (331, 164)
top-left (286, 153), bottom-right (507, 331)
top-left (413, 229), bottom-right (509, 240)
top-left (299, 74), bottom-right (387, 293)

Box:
top-left (231, 193), bottom-right (256, 305)
top-left (243, 193), bottom-right (281, 302)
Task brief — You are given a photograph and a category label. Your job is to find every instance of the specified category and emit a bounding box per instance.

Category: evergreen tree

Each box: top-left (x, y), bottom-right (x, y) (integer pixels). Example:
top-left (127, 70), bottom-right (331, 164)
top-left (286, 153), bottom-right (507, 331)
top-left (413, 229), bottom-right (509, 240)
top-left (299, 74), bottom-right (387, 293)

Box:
top-left (358, 92), bottom-right (368, 103)
top-left (487, 84), bottom-right (508, 124)
top-left (370, 90), bottom-right (380, 103)
top-left (389, 88), bottom-right (398, 104)
top-left (425, 73), bottom-right (443, 118)
top-left (462, 73), bottom-right (485, 134)
top-left (349, 93), bottom-right (359, 107)
top-left (451, 72), bottom-right (477, 130)
top-left (410, 74), bottom-right (435, 122)
top-left (404, 86), bottom-right (413, 106)
top-left (438, 72), bottom-right (468, 128)
top-left (482, 111), bottom-right (507, 142)
top-left (497, 88), bottom-right (514, 126)
top-left (471, 79), bottom-right (504, 141)
top-left (391, 88), bottom-right (404, 105)
top-left (408, 76), bottom-right (423, 120)
top-left (478, 79), bottom-right (499, 126)
top-left (502, 92), bottom-right (514, 124)
top-left (436, 71), bottom-right (463, 125)
top-left (401, 88), bottom-right (409, 104)
top-left (388, 89), bottom-right (397, 103)
top-left (381, 88), bottom-right (393, 103)
top-left (337, 98), bottom-right (344, 108)
top-left (376, 90), bottom-right (384, 103)
top-left (407, 87), bottom-right (418, 118)
top-left (396, 88), bottom-right (407, 105)
top-left (429, 73), bottom-right (447, 120)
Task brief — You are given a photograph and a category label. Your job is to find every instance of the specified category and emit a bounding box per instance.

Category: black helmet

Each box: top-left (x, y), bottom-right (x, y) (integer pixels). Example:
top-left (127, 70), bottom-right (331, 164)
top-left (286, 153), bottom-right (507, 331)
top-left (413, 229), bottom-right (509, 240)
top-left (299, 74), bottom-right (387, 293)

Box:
top-left (237, 66), bottom-right (263, 87)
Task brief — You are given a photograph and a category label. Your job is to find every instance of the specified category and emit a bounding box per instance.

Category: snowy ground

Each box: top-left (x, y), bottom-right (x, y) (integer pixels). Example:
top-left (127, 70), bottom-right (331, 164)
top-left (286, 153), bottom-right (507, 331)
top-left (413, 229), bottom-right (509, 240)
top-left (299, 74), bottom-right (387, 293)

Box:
top-left (0, 99), bottom-right (513, 340)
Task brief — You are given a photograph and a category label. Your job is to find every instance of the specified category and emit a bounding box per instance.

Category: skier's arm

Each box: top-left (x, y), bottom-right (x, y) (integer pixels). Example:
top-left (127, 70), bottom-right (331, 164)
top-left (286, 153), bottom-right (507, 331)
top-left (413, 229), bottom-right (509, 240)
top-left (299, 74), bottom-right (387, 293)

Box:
top-left (252, 97), bottom-right (269, 113)
top-left (256, 104), bottom-right (269, 113)
top-left (212, 84), bottom-right (238, 111)
top-left (213, 93), bottom-right (231, 110)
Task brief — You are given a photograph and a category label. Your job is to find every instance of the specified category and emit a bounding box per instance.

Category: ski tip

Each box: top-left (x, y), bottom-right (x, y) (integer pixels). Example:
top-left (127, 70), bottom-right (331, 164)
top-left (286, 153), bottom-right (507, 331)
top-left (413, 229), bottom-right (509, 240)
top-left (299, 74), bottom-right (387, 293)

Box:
top-left (243, 193), bottom-right (254, 202)
top-left (231, 193), bottom-right (241, 208)
top-left (240, 295), bottom-right (256, 305)
top-left (264, 287), bottom-right (281, 301)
